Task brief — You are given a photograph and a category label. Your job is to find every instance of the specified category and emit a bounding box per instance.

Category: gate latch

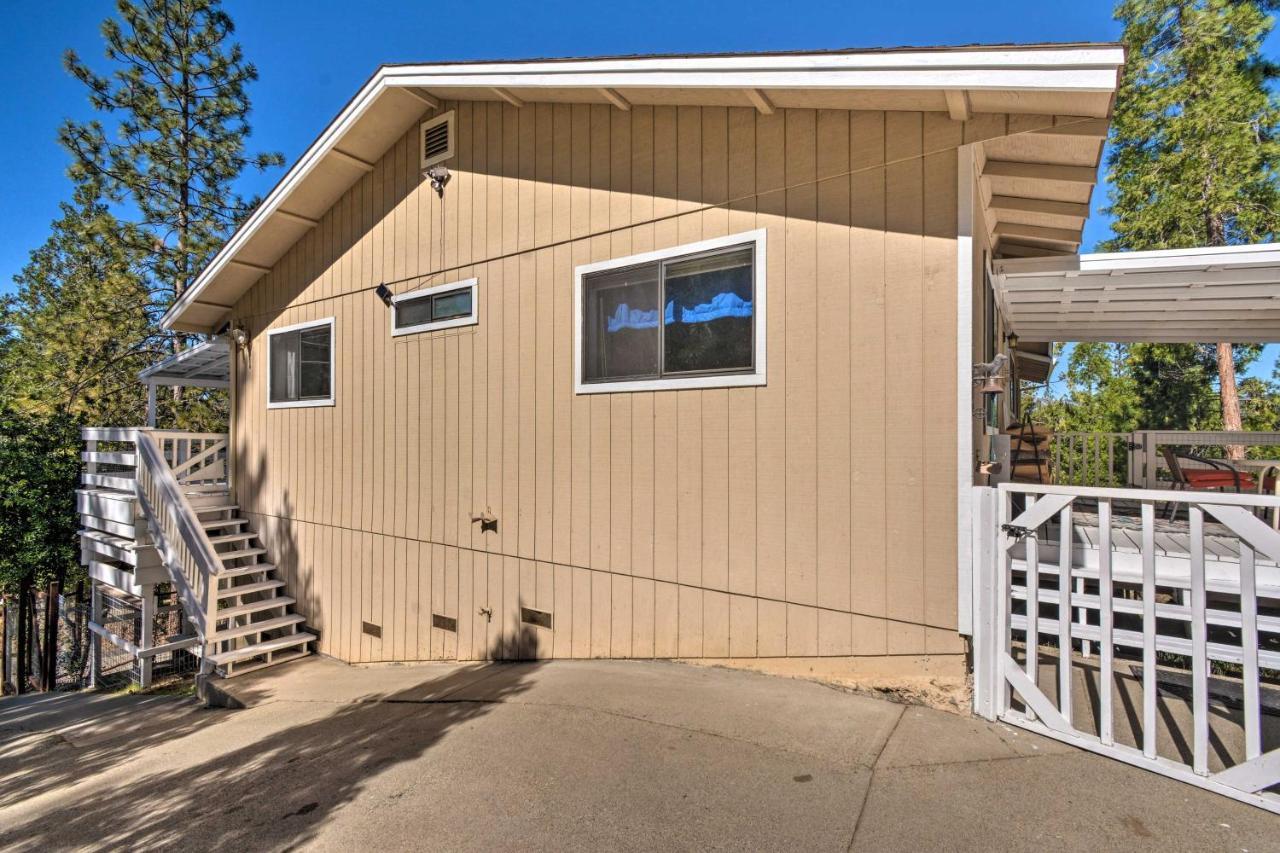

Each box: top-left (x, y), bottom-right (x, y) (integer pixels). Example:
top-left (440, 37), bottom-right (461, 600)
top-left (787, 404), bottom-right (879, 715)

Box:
top-left (1001, 523), bottom-right (1033, 542)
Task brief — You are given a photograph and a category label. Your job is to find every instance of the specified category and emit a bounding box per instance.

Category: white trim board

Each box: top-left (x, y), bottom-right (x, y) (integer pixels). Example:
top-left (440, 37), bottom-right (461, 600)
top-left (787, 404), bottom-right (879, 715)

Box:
top-left (573, 229), bottom-right (767, 395)
top-left (956, 144), bottom-right (976, 636)
top-left (266, 317), bottom-right (336, 410)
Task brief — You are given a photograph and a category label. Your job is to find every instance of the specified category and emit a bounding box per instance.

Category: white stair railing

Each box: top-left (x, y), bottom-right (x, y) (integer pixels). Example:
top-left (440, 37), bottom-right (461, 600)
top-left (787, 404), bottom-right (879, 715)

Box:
top-left (131, 431), bottom-right (225, 670)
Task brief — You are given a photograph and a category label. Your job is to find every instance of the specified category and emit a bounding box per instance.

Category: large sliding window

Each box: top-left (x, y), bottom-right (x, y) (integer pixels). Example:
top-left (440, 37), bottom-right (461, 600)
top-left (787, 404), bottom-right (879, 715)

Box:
top-left (575, 230), bottom-right (766, 393)
top-left (267, 317), bottom-right (335, 408)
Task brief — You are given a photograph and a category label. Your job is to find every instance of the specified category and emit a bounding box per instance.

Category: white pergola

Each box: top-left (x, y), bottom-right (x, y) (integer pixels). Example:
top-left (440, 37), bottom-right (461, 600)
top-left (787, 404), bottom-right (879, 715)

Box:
top-left (137, 338), bottom-right (230, 426)
top-left (992, 243), bottom-right (1280, 343)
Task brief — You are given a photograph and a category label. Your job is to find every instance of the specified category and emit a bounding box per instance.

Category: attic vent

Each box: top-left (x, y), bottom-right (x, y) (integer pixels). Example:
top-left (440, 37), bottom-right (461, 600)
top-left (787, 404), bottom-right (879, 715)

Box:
top-left (420, 111), bottom-right (455, 170)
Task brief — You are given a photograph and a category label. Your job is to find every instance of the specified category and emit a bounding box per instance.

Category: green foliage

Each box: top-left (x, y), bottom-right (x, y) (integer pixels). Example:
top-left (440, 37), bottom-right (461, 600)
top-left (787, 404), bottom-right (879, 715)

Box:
top-left (0, 188), bottom-right (154, 424)
top-left (0, 0), bottom-right (279, 599)
top-left (0, 406), bottom-right (82, 595)
top-left (1092, 0), bottom-right (1280, 441)
top-left (1105, 0), bottom-right (1280, 249)
top-left (61, 0), bottom-right (283, 302)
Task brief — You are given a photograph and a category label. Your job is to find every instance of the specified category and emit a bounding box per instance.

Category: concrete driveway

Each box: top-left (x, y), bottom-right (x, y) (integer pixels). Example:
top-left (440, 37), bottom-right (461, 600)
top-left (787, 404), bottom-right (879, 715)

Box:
top-left (0, 658), bottom-right (1272, 851)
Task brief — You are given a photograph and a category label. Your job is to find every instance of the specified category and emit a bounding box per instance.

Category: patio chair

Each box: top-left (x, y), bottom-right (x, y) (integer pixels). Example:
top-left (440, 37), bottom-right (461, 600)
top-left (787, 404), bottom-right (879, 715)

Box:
top-left (1161, 446), bottom-right (1258, 521)
top-left (1161, 446), bottom-right (1258, 493)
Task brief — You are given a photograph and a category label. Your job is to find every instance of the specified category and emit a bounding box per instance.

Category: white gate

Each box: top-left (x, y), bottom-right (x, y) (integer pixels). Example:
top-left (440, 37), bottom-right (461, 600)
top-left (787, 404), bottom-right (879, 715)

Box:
top-left (971, 483), bottom-right (1280, 814)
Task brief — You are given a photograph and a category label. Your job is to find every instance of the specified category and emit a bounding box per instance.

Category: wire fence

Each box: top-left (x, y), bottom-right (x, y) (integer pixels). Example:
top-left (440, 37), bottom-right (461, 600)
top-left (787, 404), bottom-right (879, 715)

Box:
top-left (3, 582), bottom-right (198, 694)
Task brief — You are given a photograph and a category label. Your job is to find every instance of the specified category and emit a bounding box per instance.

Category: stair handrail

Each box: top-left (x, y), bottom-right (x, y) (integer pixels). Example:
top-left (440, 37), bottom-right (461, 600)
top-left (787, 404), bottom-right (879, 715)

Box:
top-left (133, 430), bottom-right (224, 661)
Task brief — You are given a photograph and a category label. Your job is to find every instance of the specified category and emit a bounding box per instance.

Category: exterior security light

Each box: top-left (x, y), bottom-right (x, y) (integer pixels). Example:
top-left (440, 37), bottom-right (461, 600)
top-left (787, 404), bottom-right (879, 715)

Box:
top-left (375, 283), bottom-right (393, 306)
top-left (424, 164), bottom-right (451, 198)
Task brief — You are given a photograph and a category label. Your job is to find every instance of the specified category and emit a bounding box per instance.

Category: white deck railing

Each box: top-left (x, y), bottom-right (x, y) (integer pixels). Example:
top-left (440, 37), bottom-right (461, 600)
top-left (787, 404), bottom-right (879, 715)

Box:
top-left (1047, 429), bottom-right (1280, 491)
top-left (81, 427), bottom-right (229, 682)
top-left (971, 482), bottom-right (1280, 814)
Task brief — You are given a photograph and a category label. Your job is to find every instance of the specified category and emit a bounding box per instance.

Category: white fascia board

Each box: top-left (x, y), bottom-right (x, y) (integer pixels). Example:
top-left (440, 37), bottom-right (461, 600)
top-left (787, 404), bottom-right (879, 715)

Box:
top-left (379, 47), bottom-right (1125, 75)
top-left (995, 242), bottom-right (1280, 279)
top-left (166, 45), bottom-right (1123, 331)
top-left (389, 68), bottom-right (1121, 93)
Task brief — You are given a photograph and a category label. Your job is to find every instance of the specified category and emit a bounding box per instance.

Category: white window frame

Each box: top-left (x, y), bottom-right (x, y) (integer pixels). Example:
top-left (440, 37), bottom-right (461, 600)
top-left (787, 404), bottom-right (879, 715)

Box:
top-left (266, 316), bottom-right (336, 410)
top-left (390, 278), bottom-right (480, 336)
top-left (573, 229), bottom-right (767, 395)
top-left (420, 111), bottom-right (455, 170)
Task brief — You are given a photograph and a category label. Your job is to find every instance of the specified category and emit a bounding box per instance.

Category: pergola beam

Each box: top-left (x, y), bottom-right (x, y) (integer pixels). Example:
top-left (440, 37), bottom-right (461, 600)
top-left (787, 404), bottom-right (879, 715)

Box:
top-left (492, 87), bottom-right (525, 108)
top-left (983, 160), bottom-right (1097, 184)
top-left (229, 258), bottom-right (273, 275)
top-left (274, 209), bottom-right (320, 228)
top-left (944, 89), bottom-right (972, 122)
top-left (329, 148), bottom-right (375, 172)
top-left (402, 87), bottom-right (440, 109)
top-left (989, 195), bottom-right (1090, 219)
top-left (598, 87), bottom-right (631, 110)
top-left (1028, 118), bottom-right (1110, 138)
top-left (995, 222), bottom-right (1082, 245)
top-left (744, 88), bottom-right (775, 115)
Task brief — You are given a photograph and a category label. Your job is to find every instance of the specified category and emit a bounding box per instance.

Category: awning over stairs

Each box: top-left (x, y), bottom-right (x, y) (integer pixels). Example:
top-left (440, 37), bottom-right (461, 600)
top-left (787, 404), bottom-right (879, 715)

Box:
top-left (992, 243), bottom-right (1280, 343)
top-left (139, 338), bottom-right (230, 388)
top-left (138, 338), bottom-right (231, 426)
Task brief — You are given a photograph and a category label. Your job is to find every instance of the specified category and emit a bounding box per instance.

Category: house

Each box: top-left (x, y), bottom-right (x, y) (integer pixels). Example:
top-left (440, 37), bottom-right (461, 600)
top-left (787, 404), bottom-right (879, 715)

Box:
top-left (78, 42), bottom-right (1280, 811)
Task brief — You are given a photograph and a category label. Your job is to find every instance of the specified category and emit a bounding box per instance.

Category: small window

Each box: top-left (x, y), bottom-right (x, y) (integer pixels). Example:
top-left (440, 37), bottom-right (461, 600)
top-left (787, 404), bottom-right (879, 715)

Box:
top-left (268, 318), bottom-right (334, 408)
top-left (575, 230), bottom-right (766, 393)
top-left (420, 111), bottom-right (455, 170)
top-left (391, 278), bottom-right (479, 336)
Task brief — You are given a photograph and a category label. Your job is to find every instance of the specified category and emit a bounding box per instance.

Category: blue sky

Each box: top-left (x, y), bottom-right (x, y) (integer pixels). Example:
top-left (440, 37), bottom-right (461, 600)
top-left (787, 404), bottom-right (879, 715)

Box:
top-left (1, 0), bottom-right (1274, 380)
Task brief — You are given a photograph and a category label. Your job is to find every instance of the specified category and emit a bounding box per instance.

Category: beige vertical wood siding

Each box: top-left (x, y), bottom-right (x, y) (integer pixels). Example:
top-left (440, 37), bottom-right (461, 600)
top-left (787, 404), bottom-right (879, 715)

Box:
top-left (230, 100), bottom-right (1044, 665)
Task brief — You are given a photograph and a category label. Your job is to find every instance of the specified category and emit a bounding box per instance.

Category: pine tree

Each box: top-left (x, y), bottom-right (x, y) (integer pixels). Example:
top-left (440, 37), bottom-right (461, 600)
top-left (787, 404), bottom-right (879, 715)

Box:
top-left (1, 186), bottom-right (155, 425)
top-left (62, 0), bottom-right (282, 305)
top-left (1105, 0), bottom-right (1280, 456)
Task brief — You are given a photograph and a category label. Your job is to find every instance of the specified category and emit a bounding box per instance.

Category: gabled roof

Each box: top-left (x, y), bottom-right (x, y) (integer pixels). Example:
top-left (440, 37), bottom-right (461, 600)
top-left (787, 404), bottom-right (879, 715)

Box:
top-left (993, 244), bottom-right (1280, 343)
top-left (164, 43), bottom-right (1125, 333)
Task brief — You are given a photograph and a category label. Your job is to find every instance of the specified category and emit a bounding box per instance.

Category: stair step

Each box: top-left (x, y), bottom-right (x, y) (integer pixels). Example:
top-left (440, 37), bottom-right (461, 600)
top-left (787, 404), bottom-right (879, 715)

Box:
top-left (215, 595), bottom-right (295, 620)
top-left (218, 547), bottom-right (267, 562)
top-left (215, 562), bottom-right (276, 579)
top-left (192, 503), bottom-right (239, 514)
top-left (216, 579), bottom-right (285, 600)
top-left (220, 648), bottom-right (311, 678)
top-left (210, 632), bottom-right (316, 666)
top-left (201, 517), bottom-right (247, 530)
top-left (210, 613), bottom-right (306, 641)
top-left (208, 531), bottom-right (256, 546)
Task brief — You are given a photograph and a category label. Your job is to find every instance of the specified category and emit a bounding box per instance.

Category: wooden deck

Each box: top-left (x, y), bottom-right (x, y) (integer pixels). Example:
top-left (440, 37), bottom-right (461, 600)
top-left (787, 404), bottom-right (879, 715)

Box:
top-left (1012, 506), bottom-right (1280, 598)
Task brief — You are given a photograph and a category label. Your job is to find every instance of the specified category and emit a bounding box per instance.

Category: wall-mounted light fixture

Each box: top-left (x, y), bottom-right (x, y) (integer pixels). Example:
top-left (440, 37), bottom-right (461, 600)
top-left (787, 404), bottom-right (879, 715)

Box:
top-left (1006, 332), bottom-right (1019, 350)
top-left (424, 164), bottom-right (451, 198)
top-left (375, 283), bottom-right (393, 306)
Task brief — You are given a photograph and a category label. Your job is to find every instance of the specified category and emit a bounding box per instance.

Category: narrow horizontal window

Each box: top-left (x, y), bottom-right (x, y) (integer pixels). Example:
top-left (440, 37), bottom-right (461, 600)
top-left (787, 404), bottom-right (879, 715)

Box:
top-left (268, 318), bottom-right (334, 409)
top-left (575, 230), bottom-right (766, 394)
top-left (391, 279), bottom-right (479, 336)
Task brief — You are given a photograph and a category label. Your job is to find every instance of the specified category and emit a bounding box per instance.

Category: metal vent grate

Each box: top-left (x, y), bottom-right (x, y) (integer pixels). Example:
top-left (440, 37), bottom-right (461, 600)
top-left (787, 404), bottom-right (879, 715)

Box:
top-left (420, 112), bottom-right (454, 169)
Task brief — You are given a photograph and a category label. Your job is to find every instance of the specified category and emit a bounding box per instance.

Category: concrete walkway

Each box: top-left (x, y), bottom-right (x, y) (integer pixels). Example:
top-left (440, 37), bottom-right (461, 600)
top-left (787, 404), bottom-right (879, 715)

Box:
top-left (0, 659), bottom-right (1272, 851)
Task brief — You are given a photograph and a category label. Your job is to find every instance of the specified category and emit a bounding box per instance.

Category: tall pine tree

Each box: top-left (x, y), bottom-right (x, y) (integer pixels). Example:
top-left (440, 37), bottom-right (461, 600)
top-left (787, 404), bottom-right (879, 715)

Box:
top-left (1105, 0), bottom-right (1280, 455)
top-left (59, 0), bottom-right (282, 405)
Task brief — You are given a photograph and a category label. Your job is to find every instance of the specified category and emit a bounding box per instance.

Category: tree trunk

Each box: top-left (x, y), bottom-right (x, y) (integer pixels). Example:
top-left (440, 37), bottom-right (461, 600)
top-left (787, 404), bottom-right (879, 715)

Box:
top-left (1217, 342), bottom-right (1245, 459)
top-left (42, 581), bottom-right (60, 691)
top-left (16, 577), bottom-right (30, 694)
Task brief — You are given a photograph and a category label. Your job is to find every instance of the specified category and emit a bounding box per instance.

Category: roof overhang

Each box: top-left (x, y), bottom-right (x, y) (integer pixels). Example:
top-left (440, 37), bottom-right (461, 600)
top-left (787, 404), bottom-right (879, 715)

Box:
top-left (993, 244), bottom-right (1280, 343)
top-left (164, 44), bottom-right (1124, 333)
top-left (139, 338), bottom-right (230, 388)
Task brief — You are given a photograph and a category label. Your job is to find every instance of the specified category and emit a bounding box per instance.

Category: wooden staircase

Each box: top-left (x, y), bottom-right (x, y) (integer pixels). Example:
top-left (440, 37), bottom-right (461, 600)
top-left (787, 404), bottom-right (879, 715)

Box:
top-left (187, 493), bottom-right (315, 677)
top-left (79, 428), bottom-right (314, 684)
